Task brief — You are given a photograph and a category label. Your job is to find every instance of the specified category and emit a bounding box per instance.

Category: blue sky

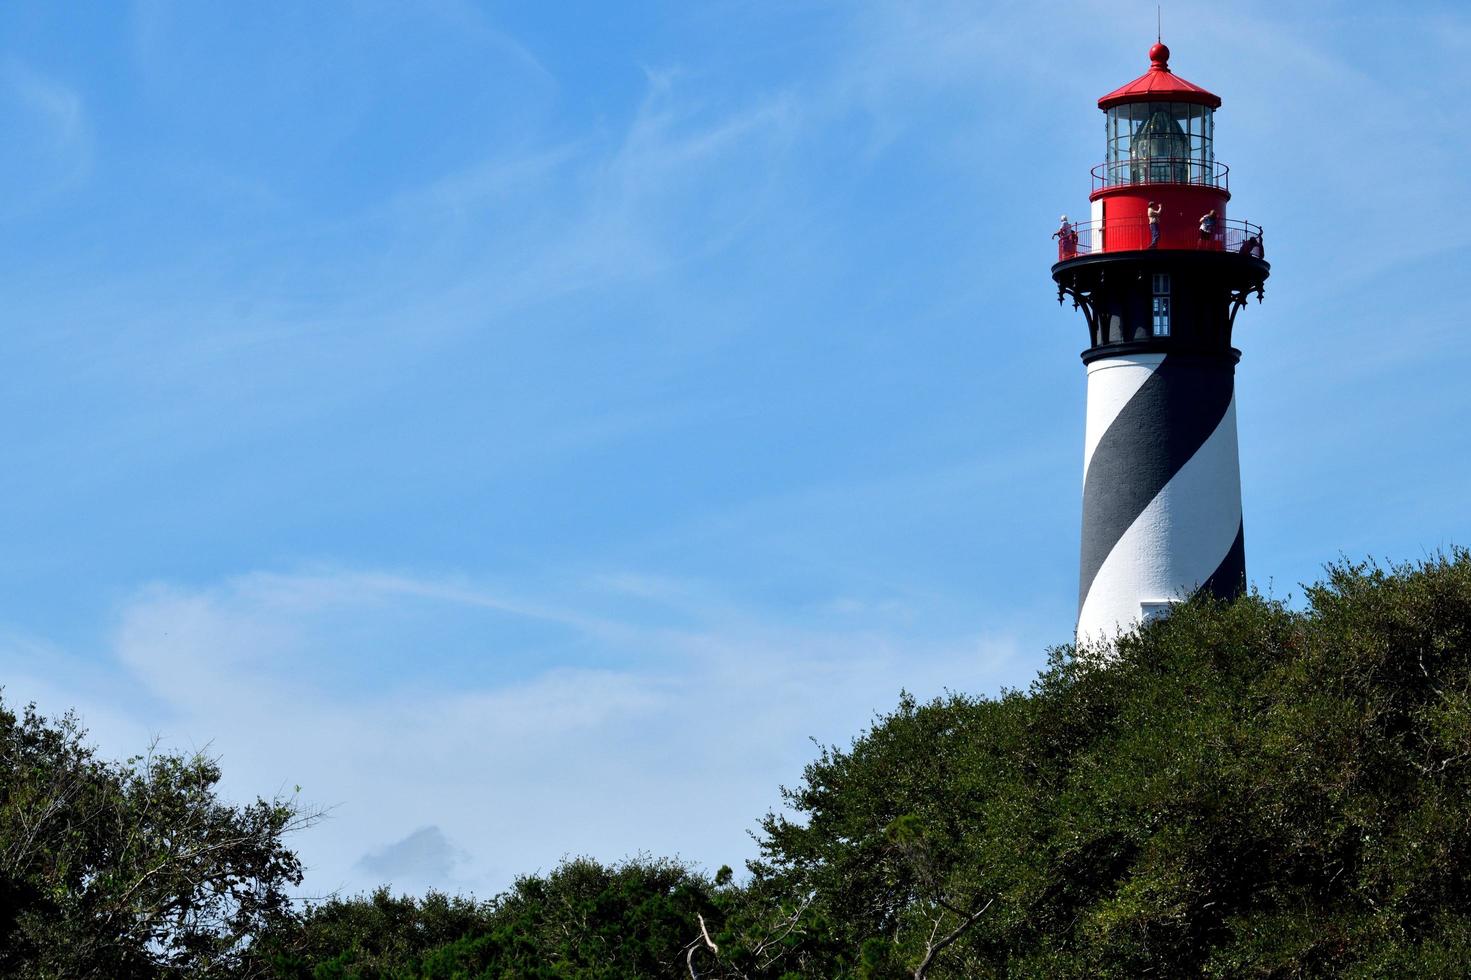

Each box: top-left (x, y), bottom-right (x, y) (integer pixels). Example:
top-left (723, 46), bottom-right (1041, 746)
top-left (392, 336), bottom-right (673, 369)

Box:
top-left (2, 0), bottom-right (1469, 897)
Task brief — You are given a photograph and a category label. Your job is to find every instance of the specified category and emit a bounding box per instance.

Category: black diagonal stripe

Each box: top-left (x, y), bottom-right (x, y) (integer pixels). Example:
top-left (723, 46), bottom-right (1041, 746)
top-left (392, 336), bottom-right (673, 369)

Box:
top-left (1078, 355), bottom-right (1236, 612)
top-left (1196, 519), bottom-right (1246, 601)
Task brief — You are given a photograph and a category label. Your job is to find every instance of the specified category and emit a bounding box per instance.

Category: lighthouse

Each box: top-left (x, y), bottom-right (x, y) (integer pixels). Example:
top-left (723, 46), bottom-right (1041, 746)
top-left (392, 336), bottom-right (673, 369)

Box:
top-left (1053, 42), bottom-right (1269, 642)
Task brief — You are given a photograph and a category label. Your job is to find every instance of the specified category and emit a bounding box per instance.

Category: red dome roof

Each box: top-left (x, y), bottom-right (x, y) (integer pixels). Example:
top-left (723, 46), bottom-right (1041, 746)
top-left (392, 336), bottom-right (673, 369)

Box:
top-left (1098, 43), bottom-right (1221, 110)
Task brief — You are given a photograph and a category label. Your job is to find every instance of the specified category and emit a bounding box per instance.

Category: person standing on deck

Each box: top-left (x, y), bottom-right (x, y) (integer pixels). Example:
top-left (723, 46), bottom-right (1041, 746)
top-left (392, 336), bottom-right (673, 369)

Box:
top-left (1053, 215), bottom-right (1078, 259)
top-left (1199, 209), bottom-right (1218, 247)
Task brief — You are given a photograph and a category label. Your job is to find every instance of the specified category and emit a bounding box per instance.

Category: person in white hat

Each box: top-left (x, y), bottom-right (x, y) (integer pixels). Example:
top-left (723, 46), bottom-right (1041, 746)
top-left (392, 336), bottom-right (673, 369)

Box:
top-left (1053, 214), bottom-right (1078, 258)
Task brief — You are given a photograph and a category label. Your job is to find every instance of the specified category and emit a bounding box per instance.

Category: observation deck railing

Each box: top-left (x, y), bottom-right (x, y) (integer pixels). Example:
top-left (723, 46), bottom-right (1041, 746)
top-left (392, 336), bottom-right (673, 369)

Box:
top-left (1054, 216), bottom-right (1263, 262)
top-left (1091, 158), bottom-right (1230, 193)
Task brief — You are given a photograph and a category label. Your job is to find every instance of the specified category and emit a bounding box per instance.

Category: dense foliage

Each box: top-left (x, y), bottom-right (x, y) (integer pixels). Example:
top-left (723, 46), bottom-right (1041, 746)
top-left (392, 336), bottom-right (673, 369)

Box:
top-left (10, 552), bottom-right (1471, 976)
top-left (259, 858), bottom-right (718, 978)
top-left (739, 552), bottom-right (1471, 977)
top-left (0, 702), bottom-right (314, 978)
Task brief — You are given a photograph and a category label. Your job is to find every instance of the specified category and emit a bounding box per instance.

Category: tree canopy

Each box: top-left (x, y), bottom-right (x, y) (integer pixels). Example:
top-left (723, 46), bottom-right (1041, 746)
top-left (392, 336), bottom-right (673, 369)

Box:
top-left (737, 552), bottom-right (1471, 977)
top-left (0, 701), bottom-right (315, 978)
top-left (9, 551), bottom-right (1471, 977)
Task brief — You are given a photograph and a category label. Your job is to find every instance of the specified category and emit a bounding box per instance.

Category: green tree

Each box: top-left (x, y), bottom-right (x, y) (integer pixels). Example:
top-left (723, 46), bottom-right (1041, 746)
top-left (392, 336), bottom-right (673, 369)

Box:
top-left (259, 887), bottom-right (495, 978)
top-left (0, 698), bottom-right (317, 978)
top-left (262, 855), bottom-right (719, 979)
top-left (737, 552), bottom-right (1471, 976)
top-left (19, 550), bottom-right (1471, 978)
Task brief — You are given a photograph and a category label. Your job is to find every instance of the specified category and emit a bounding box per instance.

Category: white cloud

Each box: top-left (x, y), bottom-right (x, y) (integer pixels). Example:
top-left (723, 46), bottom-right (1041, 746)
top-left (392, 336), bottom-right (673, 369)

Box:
top-left (0, 565), bottom-right (1034, 898)
top-left (357, 825), bottom-right (469, 890)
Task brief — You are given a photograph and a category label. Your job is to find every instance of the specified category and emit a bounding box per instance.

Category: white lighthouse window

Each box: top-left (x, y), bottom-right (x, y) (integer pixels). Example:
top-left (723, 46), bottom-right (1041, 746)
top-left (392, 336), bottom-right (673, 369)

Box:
top-left (1141, 601), bottom-right (1174, 624)
top-left (1152, 298), bottom-right (1171, 336)
top-left (1151, 274), bottom-right (1171, 337)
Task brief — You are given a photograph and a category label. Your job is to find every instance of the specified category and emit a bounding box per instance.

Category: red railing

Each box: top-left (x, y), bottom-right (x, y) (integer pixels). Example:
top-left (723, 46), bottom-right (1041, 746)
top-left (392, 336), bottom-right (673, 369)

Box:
top-left (1091, 158), bottom-right (1230, 193)
top-left (1054, 216), bottom-right (1263, 261)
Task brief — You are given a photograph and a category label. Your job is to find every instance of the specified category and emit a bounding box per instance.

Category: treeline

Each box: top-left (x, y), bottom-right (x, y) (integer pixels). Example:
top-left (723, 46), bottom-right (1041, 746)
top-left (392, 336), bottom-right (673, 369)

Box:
top-left (8, 552), bottom-right (1471, 977)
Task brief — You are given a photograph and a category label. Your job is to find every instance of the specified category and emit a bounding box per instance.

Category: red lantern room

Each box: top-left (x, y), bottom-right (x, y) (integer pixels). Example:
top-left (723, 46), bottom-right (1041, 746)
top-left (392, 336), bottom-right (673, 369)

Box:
top-left (1055, 42), bottom-right (1263, 257)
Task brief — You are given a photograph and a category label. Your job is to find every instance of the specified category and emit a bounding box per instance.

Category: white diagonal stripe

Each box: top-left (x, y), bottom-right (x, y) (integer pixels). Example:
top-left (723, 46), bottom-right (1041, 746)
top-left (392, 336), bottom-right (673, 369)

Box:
top-left (1077, 394), bottom-right (1242, 643)
top-left (1082, 354), bottom-right (1164, 485)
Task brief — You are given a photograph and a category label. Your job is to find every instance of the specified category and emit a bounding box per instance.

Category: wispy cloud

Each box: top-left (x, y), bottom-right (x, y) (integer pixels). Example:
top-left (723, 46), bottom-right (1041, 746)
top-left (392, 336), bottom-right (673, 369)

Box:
top-left (3, 0), bottom-right (1468, 904)
top-left (0, 60), bottom-right (91, 212)
top-left (0, 564), bottom-right (1034, 896)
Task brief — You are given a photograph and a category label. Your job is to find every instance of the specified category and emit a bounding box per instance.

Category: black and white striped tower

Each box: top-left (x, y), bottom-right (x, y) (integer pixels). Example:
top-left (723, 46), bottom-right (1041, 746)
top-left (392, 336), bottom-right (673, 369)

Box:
top-left (1053, 41), bottom-right (1269, 642)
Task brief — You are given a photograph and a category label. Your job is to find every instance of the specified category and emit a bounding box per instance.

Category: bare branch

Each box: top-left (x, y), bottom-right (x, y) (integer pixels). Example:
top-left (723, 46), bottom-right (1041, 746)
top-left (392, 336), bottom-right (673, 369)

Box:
top-left (698, 913), bottom-right (719, 955)
top-left (913, 897), bottom-right (994, 980)
top-left (753, 892), bottom-right (814, 969)
top-left (686, 914), bottom-right (721, 980)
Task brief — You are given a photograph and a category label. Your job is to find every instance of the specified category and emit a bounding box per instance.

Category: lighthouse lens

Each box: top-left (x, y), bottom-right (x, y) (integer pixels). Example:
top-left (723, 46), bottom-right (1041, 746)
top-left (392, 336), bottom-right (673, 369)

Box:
top-left (1103, 102), bottom-right (1214, 188)
top-left (1133, 105), bottom-right (1190, 184)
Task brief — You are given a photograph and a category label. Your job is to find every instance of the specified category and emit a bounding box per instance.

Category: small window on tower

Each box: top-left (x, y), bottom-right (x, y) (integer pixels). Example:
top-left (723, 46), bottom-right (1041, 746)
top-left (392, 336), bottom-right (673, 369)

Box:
top-left (1152, 274), bottom-right (1171, 337)
top-left (1141, 601), bottom-right (1174, 624)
